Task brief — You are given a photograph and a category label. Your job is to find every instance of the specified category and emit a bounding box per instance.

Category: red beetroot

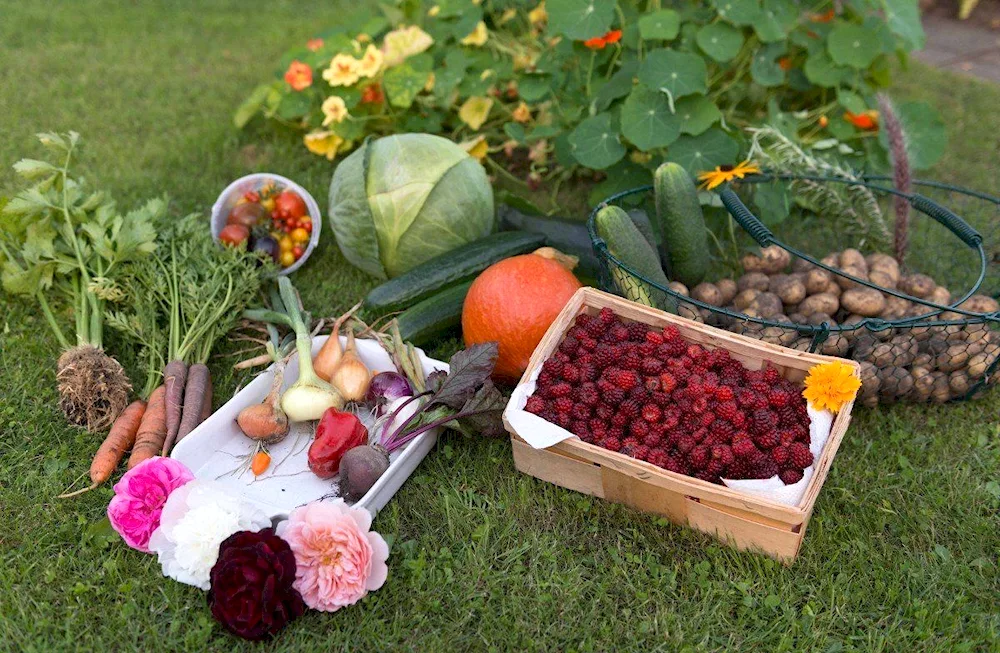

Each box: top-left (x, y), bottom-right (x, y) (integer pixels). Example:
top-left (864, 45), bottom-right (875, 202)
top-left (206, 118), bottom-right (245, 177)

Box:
top-left (308, 408), bottom-right (368, 479)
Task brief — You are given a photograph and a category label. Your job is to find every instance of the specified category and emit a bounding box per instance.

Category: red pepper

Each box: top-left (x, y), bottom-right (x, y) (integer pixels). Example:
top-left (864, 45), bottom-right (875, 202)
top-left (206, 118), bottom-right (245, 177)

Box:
top-left (308, 409), bottom-right (368, 479)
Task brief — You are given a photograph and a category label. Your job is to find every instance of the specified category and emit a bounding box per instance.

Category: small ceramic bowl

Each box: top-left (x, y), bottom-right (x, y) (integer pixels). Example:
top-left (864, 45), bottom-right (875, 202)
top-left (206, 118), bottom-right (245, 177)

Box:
top-left (211, 173), bottom-right (321, 275)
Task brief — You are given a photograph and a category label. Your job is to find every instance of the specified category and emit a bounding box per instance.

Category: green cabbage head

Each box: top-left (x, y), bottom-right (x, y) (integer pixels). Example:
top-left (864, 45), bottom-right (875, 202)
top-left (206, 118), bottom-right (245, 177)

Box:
top-left (328, 133), bottom-right (495, 279)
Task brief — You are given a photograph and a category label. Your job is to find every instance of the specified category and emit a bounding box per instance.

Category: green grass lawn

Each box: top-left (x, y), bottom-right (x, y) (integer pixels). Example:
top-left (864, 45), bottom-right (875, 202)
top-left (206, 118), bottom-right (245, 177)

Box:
top-left (2, 2), bottom-right (999, 650)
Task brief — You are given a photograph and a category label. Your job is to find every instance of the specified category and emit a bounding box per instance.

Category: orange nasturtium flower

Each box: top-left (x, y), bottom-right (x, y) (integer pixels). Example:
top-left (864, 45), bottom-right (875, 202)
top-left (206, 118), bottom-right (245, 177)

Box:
top-left (306, 38), bottom-right (324, 52)
top-left (583, 29), bottom-right (622, 50)
top-left (284, 60), bottom-right (313, 91)
top-left (810, 8), bottom-right (836, 23)
top-left (778, 56), bottom-right (793, 71)
top-left (818, 115), bottom-right (829, 128)
top-left (802, 361), bottom-right (861, 413)
top-left (696, 160), bottom-right (761, 190)
top-left (360, 83), bottom-right (384, 105)
top-left (844, 110), bottom-right (879, 131)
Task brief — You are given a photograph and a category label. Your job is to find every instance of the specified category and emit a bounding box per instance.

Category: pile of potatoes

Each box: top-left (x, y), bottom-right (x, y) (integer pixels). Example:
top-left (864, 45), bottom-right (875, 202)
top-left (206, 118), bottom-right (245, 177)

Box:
top-left (667, 246), bottom-right (1000, 405)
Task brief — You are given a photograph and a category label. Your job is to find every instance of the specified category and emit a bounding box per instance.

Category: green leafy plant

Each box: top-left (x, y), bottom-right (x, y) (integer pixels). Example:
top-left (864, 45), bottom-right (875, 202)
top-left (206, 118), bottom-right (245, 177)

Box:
top-left (237, 0), bottom-right (941, 206)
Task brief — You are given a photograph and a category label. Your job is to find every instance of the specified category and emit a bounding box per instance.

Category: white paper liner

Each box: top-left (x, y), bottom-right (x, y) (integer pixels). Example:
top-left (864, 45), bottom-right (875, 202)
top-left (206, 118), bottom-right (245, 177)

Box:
top-left (503, 375), bottom-right (835, 507)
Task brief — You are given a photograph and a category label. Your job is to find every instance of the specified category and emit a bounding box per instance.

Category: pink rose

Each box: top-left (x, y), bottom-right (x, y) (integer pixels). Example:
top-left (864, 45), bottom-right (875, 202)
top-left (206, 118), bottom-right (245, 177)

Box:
top-left (276, 500), bottom-right (389, 612)
top-left (107, 456), bottom-right (194, 553)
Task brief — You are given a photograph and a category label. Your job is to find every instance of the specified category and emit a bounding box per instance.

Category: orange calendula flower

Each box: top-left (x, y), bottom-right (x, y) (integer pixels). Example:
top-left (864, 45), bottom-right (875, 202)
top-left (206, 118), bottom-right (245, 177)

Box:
top-left (844, 110), bottom-right (879, 131)
top-left (284, 60), bottom-right (313, 91)
top-left (802, 361), bottom-right (861, 413)
top-left (696, 160), bottom-right (761, 190)
top-left (306, 38), bottom-right (324, 52)
top-left (583, 29), bottom-right (622, 50)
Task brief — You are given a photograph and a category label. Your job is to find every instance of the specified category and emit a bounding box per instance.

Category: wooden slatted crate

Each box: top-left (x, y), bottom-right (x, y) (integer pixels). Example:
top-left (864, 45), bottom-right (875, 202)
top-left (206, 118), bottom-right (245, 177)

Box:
top-left (503, 288), bottom-right (859, 563)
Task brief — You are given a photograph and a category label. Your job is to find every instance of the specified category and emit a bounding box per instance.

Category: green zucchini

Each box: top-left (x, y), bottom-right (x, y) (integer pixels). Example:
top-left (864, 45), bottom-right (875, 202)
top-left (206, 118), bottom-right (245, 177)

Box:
top-left (594, 205), bottom-right (674, 311)
top-left (395, 280), bottom-right (473, 345)
top-left (365, 231), bottom-right (545, 312)
top-left (653, 162), bottom-right (709, 286)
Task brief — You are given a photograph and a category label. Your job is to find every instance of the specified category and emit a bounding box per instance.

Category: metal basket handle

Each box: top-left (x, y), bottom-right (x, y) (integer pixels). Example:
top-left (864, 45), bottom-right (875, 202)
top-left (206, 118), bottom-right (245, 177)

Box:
top-left (718, 187), bottom-right (774, 247)
top-left (910, 194), bottom-right (983, 247)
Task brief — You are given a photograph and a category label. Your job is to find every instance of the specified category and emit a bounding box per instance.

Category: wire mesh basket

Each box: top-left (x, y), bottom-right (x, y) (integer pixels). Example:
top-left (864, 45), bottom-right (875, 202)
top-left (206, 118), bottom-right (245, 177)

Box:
top-left (588, 174), bottom-right (1000, 405)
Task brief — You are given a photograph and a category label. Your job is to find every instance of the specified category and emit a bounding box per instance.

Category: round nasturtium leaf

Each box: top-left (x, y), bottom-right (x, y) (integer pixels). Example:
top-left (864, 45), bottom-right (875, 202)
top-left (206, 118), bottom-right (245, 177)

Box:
top-left (594, 61), bottom-right (639, 111)
top-left (638, 49), bottom-right (708, 106)
top-left (883, 0), bottom-right (925, 50)
top-left (827, 23), bottom-right (880, 69)
top-left (836, 88), bottom-right (867, 114)
top-left (750, 42), bottom-right (787, 87)
top-left (696, 22), bottom-right (744, 62)
top-left (667, 128), bottom-right (739, 176)
top-left (753, 0), bottom-right (796, 43)
top-left (712, 0), bottom-right (761, 26)
top-left (569, 113), bottom-right (626, 169)
top-left (621, 85), bottom-right (681, 151)
top-left (638, 9), bottom-right (680, 41)
top-left (877, 100), bottom-right (946, 170)
top-left (547, 0), bottom-right (614, 40)
top-left (675, 95), bottom-right (721, 136)
top-left (382, 64), bottom-right (429, 109)
top-left (804, 50), bottom-right (849, 87)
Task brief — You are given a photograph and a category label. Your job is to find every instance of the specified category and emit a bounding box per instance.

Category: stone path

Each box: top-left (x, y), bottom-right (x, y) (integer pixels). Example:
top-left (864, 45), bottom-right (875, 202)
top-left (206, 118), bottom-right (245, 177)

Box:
top-left (916, 12), bottom-right (1000, 83)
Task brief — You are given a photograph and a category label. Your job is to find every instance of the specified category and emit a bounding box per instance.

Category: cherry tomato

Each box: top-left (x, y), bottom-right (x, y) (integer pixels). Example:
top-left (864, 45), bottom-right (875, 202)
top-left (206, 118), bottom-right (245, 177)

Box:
top-left (227, 202), bottom-right (268, 228)
top-left (219, 223), bottom-right (249, 248)
top-left (279, 235), bottom-right (293, 252)
top-left (262, 197), bottom-right (276, 213)
top-left (301, 218), bottom-right (313, 233)
top-left (273, 190), bottom-right (307, 221)
top-left (291, 227), bottom-right (310, 244)
top-left (286, 217), bottom-right (299, 230)
top-left (242, 190), bottom-right (260, 203)
top-left (279, 250), bottom-right (296, 267)
top-left (293, 245), bottom-right (304, 259)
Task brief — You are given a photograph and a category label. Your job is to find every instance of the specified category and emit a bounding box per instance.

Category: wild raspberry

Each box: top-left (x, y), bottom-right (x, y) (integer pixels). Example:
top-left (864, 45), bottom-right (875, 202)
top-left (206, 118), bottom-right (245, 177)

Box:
top-left (621, 437), bottom-right (640, 454)
top-left (771, 445), bottom-right (790, 466)
top-left (559, 336), bottom-right (579, 355)
top-left (619, 398), bottom-right (641, 418)
top-left (644, 377), bottom-right (661, 392)
top-left (575, 312), bottom-right (595, 329)
top-left (578, 430), bottom-right (597, 444)
top-left (525, 396), bottom-right (547, 414)
top-left (644, 330), bottom-right (664, 345)
top-left (596, 404), bottom-right (613, 420)
top-left (692, 397), bottom-right (709, 414)
top-left (611, 412), bottom-right (628, 428)
top-left (779, 468), bottom-right (804, 485)
top-left (634, 445), bottom-right (650, 461)
top-left (732, 437), bottom-right (757, 459)
top-left (547, 382), bottom-right (573, 399)
top-left (542, 358), bottom-right (565, 377)
top-left (537, 370), bottom-right (557, 387)
top-left (659, 372), bottom-right (678, 393)
top-left (638, 342), bottom-right (656, 357)
top-left (715, 386), bottom-right (734, 402)
top-left (556, 412), bottom-right (571, 428)
top-left (630, 420), bottom-right (650, 438)
top-left (598, 307), bottom-right (616, 324)
top-left (567, 325), bottom-right (587, 340)
top-left (745, 453), bottom-right (778, 479)
top-left (763, 367), bottom-right (782, 384)
top-left (777, 429), bottom-right (797, 446)
top-left (642, 432), bottom-right (663, 449)
top-left (608, 425), bottom-right (624, 440)
top-left (590, 417), bottom-right (607, 434)
top-left (641, 358), bottom-right (663, 375)
top-left (788, 442), bottom-right (813, 468)
top-left (639, 404), bottom-right (660, 423)
top-left (604, 387), bottom-right (627, 405)
top-left (602, 437), bottom-right (622, 452)
top-left (768, 388), bottom-right (792, 409)
top-left (695, 470), bottom-right (721, 484)
top-left (686, 343), bottom-right (705, 360)
top-left (578, 335), bottom-right (597, 351)
top-left (607, 368), bottom-right (640, 391)
top-left (621, 350), bottom-right (642, 371)
top-left (677, 435), bottom-right (696, 454)
top-left (561, 365), bottom-right (581, 383)
top-left (572, 404), bottom-right (592, 421)
top-left (699, 412), bottom-right (715, 428)
top-left (554, 397), bottom-right (574, 413)
top-left (688, 445), bottom-right (710, 470)
top-left (610, 324), bottom-right (629, 342)
top-left (710, 445), bottom-right (734, 470)
top-left (649, 391), bottom-right (669, 409)
top-left (570, 420), bottom-right (589, 436)
top-left (716, 400), bottom-right (740, 423)
top-left (592, 345), bottom-right (616, 370)
top-left (662, 410), bottom-right (680, 430)
top-left (662, 325), bottom-right (680, 340)
top-left (647, 449), bottom-right (669, 468)
top-left (627, 322), bottom-right (648, 341)
top-left (751, 409), bottom-right (779, 435)
top-left (753, 431), bottom-right (779, 450)
top-left (750, 381), bottom-right (769, 396)
top-left (713, 420), bottom-right (735, 441)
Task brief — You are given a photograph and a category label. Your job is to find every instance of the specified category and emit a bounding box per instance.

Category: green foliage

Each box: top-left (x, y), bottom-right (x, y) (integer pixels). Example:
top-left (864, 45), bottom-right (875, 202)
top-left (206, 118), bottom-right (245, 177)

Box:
top-left (237, 0), bottom-right (942, 197)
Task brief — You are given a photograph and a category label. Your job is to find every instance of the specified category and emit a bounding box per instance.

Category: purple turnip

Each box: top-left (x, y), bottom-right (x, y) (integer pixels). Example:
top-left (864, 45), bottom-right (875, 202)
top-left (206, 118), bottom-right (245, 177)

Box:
top-left (337, 444), bottom-right (390, 501)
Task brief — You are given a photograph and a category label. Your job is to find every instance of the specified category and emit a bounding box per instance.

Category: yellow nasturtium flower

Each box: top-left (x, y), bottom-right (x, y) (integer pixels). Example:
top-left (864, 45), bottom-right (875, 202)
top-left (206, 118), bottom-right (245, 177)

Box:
top-left (460, 135), bottom-right (489, 162)
top-left (458, 96), bottom-right (494, 131)
top-left (321, 96), bottom-right (349, 126)
top-left (529, 2), bottom-right (548, 25)
top-left (511, 102), bottom-right (532, 123)
top-left (323, 54), bottom-right (361, 87)
top-left (382, 25), bottom-right (434, 67)
top-left (304, 131), bottom-right (345, 160)
top-left (424, 72), bottom-right (436, 92)
top-left (460, 21), bottom-right (489, 47)
top-left (499, 8), bottom-right (517, 24)
top-left (357, 44), bottom-right (383, 78)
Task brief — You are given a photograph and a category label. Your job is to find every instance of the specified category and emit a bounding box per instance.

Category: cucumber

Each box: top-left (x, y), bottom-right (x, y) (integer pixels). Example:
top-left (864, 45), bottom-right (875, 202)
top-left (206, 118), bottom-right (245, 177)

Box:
top-left (594, 205), bottom-right (674, 311)
top-left (653, 162), bottom-right (709, 286)
top-left (365, 231), bottom-right (545, 312)
top-left (395, 280), bottom-right (473, 345)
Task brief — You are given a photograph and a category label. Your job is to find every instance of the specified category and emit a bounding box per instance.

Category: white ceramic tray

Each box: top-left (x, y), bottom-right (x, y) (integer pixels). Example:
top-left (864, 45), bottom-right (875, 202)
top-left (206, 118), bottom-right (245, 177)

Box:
top-left (171, 336), bottom-right (447, 520)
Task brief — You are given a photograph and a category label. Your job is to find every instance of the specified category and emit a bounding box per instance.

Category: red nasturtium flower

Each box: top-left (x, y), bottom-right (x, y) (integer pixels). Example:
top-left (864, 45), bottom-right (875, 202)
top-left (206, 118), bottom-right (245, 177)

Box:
top-left (584, 29), bottom-right (622, 49)
top-left (844, 110), bottom-right (879, 131)
top-left (810, 8), bottom-right (836, 23)
top-left (284, 60), bottom-right (313, 91)
top-left (306, 38), bottom-right (324, 51)
top-left (778, 56), bottom-right (793, 71)
top-left (360, 83), bottom-right (384, 105)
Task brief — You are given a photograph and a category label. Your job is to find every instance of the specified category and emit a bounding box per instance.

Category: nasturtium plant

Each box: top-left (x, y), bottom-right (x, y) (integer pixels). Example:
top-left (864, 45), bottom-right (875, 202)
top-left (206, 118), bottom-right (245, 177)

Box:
top-left (237, 0), bottom-right (941, 201)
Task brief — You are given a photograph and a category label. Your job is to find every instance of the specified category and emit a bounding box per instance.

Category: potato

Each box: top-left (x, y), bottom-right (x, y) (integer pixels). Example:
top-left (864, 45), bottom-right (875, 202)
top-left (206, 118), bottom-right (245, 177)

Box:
top-left (799, 293), bottom-right (839, 317)
top-left (827, 281), bottom-right (842, 298)
top-left (737, 272), bottom-right (770, 292)
top-left (805, 268), bottom-right (833, 295)
top-left (758, 325), bottom-right (790, 346)
top-left (877, 366), bottom-right (914, 401)
top-left (911, 366), bottom-right (934, 402)
top-left (759, 245), bottom-right (791, 274)
top-left (838, 248), bottom-right (867, 273)
top-left (868, 268), bottom-right (897, 290)
top-left (949, 371), bottom-right (971, 398)
top-left (898, 273), bottom-right (935, 298)
top-left (691, 282), bottom-right (723, 306)
top-left (881, 295), bottom-right (912, 320)
top-left (668, 281), bottom-right (689, 296)
top-left (842, 314), bottom-right (892, 341)
top-left (770, 274), bottom-right (807, 306)
top-left (889, 333), bottom-right (919, 366)
top-left (806, 312), bottom-right (837, 326)
top-left (967, 352), bottom-right (992, 378)
top-left (858, 361), bottom-right (880, 407)
top-left (835, 265), bottom-right (868, 291)
top-left (749, 292), bottom-right (783, 318)
top-left (929, 286), bottom-right (951, 306)
top-left (678, 304), bottom-right (703, 322)
top-left (792, 257), bottom-right (813, 273)
top-left (841, 288), bottom-right (886, 317)
top-left (935, 343), bottom-right (970, 372)
top-left (741, 252), bottom-right (767, 273)
top-left (716, 278), bottom-right (737, 305)
top-left (787, 312), bottom-right (808, 325)
top-left (820, 334), bottom-right (850, 356)
top-left (865, 253), bottom-right (899, 280)
top-left (821, 252), bottom-right (840, 268)
top-left (931, 372), bottom-right (951, 403)
top-left (959, 294), bottom-right (1000, 314)
top-left (788, 337), bottom-right (814, 351)
top-left (912, 352), bottom-right (933, 368)
top-left (734, 288), bottom-right (761, 310)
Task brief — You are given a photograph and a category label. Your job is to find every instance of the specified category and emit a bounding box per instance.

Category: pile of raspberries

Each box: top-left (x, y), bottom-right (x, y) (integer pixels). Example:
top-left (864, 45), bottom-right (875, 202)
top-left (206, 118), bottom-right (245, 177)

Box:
top-left (525, 308), bottom-right (814, 485)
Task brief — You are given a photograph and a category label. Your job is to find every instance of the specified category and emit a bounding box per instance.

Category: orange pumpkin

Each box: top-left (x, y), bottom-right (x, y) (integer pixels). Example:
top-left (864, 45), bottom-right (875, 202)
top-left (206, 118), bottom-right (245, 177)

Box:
top-left (462, 253), bottom-right (582, 382)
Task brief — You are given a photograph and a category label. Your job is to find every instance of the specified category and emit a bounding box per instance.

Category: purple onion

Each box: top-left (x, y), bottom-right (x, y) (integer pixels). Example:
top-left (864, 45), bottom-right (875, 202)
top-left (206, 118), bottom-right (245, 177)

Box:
top-left (366, 371), bottom-right (413, 415)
